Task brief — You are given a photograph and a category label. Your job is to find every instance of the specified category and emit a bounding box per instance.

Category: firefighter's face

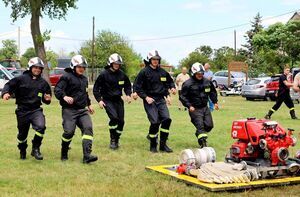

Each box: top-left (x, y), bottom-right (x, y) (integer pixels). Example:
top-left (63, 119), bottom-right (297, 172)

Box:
top-left (150, 58), bottom-right (159, 67)
top-left (31, 66), bottom-right (42, 76)
top-left (284, 68), bottom-right (290, 75)
top-left (195, 72), bottom-right (203, 80)
top-left (75, 66), bottom-right (86, 75)
top-left (112, 63), bottom-right (121, 71)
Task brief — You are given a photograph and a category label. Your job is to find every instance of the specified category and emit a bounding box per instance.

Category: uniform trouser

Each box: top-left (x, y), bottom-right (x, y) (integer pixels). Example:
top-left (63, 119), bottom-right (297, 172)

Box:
top-left (143, 98), bottom-right (172, 140)
top-left (271, 93), bottom-right (294, 112)
top-left (15, 108), bottom-right (46, 150)
top-left (103, 99), bottom-right (125, 136)
top-left (189, 106), bottom-right (214, 139)
top-left (61, 108), bottom-right (94, 148)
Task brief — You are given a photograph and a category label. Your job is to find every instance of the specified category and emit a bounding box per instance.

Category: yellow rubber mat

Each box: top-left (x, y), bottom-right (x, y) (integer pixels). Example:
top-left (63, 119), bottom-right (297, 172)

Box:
top-left (145, 164), bottom-right (300, 192)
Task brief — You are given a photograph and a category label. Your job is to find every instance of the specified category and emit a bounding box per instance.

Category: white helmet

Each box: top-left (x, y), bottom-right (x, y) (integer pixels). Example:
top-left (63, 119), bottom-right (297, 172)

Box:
top-left (146, 49), bottom-right (161, 61)
top-left (70, 55), bottom-right (88, 69)
top-left (28, 57), bottom-right (44, 69)
top-left (191, 62), bottom-right (205, 76)
top-left (107, 53), bottom-right (123, 65)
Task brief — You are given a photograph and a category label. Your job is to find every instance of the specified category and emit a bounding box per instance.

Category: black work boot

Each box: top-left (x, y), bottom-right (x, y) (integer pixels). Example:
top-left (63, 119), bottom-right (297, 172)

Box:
top-left (159, 131), bottom-right (173, 153)
top-left (31, 140), bottom-right (43, 160)
top-left (264, 110), bottom-right (274, 119)
top-left (198, 137), bottom-right (207, 148)
top-left (150, 137), bottom-right (158, 153)
top-left (82, 139), bottom-right (98, 164)
top-left (61, 141), bottom-right (71, 161)
top-left (290, 110), bottom-right (298, 119)
top-left (115, 133), bottom-right (121, 149)
top-left (18, 143), bottom-right (28, 160)
top-left (109, 130), bottom-right (118, 150)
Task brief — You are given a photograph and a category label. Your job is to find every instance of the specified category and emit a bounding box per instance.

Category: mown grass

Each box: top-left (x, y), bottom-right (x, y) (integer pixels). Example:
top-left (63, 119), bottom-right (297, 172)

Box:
top-left (0, 93), bottom-right (300, 197)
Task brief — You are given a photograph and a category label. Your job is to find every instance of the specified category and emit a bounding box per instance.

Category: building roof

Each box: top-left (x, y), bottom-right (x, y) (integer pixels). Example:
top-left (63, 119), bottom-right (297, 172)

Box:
top-left (289, 12), bottom-right (300, 21)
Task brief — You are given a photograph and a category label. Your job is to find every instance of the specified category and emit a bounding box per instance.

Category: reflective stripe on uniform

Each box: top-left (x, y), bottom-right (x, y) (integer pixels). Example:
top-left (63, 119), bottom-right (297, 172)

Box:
top-left (198, 133), bottom-right (208, 139)
top-left (17, 138), bottom-right (27, 143)
top-left (271, 108), bottom-right (276, 112)
top-left (82, 135), bottom-right (93, 140)
top-left (35, 131), bottom-right (44, 137)
top-left (62, 136), bottom-right (72, 142)
top-left (160, 128), bottom-right (169, 133)
top-left (290, 107), bottom-right (295, 111)
top-left (109, 125), bottom-right (118, 129)
top-left (116, 130), bottom-right (122, 134)
top-left (149, 134), bottom-right (158, 138)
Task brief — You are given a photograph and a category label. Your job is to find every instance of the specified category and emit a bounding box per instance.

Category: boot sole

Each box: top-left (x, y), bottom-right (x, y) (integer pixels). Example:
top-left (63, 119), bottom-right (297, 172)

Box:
top-left (31, 152), bottom-right (43, 160)
top-left (83, 157), bottom-right (98, 164)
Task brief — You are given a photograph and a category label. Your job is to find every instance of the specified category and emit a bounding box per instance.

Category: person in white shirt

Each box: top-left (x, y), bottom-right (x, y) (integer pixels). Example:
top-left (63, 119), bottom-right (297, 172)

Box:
top-left (176, 67), bottom-right (190, 110)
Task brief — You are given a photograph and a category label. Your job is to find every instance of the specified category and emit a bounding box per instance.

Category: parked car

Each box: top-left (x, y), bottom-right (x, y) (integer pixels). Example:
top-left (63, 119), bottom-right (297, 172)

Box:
top-left (0, 59), bottom-right (22, 71)
top-left (241, 77), bottom-right (270, 100)
top-left (0, 64), bottom-right (14, 94)
top-left (265, 75), bottom-right (280, 101)
top-left (10, 69), bottom-right (26, 77)
top-left (212, 70), bottom-right (246, 88)
top-left (49, 68), bottom-right (65, 86)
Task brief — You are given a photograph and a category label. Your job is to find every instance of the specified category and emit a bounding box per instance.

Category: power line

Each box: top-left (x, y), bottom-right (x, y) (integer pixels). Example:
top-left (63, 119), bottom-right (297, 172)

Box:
top-left (1, 9), bottom-right (298, 43)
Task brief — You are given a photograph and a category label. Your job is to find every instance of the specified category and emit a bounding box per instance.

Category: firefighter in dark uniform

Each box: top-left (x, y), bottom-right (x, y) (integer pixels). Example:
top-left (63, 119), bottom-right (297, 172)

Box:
top-left (180, 62), bottom-right (219, 148)
top-left (134, 50), bottom-right (176, 153)
top-left (54, 55), bottom-right (98, 163)
top-left (1, 57), bottom-right (51, 160)
top-left (265, 66), bottom-right (297, 119)
top-left (93, 53), bottom-right (132, 150)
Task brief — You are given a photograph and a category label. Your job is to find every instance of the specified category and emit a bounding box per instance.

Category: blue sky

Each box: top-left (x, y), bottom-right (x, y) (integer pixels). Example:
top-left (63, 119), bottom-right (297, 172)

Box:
top-left (0, 0), bottom-right (299, 65)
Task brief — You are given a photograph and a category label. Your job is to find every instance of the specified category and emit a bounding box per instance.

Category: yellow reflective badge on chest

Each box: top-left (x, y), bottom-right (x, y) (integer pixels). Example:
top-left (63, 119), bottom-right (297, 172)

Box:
top-left (205, 87), bottom-right (210, 92)
top-left (38, 92), bottom-right (43, 97)
top-left (160, 77), bottom-right (167, 82)
top-left (118, 81), bottom-right (124, 85)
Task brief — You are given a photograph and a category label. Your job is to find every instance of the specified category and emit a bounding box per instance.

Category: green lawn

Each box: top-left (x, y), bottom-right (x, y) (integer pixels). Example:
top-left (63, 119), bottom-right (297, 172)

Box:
top-left (0, 93), bottom-right (300, 197)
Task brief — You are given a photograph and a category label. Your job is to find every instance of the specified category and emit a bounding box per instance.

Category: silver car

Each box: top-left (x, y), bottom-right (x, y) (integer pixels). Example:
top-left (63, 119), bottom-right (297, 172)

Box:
top-left (241, 77), bottom-right (270, 100)
top-left (212, 70), bottom-right (246, 88)
top-left (0, 64), bottom-right (14, 94)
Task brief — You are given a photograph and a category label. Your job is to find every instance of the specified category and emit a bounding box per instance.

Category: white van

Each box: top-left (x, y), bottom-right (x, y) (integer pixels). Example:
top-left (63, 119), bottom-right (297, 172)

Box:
top-left (0, 64), bottom-right (14, 95)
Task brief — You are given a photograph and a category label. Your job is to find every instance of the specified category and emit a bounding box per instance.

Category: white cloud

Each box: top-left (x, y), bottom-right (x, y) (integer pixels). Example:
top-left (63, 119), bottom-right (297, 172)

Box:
top-left (281, 0), bottom-right (300, 5)
top-left (261, 14), bottom-right (291, 27)
top-left (182, 1), bottom-right (202, 10)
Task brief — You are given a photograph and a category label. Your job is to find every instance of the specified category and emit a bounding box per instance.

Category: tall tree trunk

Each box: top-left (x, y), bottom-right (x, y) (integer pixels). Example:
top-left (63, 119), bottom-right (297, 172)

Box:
top-left (30, 0), bottom-right (50, 84)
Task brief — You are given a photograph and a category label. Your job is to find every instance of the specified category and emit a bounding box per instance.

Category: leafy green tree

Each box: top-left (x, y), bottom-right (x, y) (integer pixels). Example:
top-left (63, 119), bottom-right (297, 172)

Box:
top-left (252, 20), bottom-right (300, 74)
top-left (80, 30), bottom-right (142, 80)
top-left (3, 0), bottom-right (78, 82)
top-left (0, 39), bottom-right (18, 59)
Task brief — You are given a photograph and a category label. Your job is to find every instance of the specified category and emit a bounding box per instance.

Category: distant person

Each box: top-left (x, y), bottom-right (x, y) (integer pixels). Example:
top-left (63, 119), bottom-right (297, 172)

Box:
top-left (55, 55), bottom-right (98, 163)
top-left (204, 63), bottom-right (214, 111)
top-left (176, 67), bottom-right (190, 110)
top-left (93, 53), bottom-right (132, 150)
top-left (180, 62), bottom-right (219, 148)
top-left (134, 50), bottom-right (176, 153)
top-left (265, 66), bottom-right (297, 119)
top-left (1, 57), bottom-right (52, 160)
top-left (293, 70), bottom-right (300, 92)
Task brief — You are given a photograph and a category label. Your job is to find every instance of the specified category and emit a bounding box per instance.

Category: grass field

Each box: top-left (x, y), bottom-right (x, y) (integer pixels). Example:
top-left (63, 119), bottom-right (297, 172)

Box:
top-left (0, 93), bottom-right (300, 197)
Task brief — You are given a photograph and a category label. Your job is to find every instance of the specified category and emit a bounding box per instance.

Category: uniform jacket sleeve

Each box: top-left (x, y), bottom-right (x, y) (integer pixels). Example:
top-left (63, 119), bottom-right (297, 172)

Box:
top-left (1, 77), bottom-right (19, 98)
top-left (134, 70), bottom-right (147, 99)
top-left (209, 81), bottom-right (218, 104)
top-left (54, 75), bottom-right (68, 101)
top-left (93, 73), bottom-right (104, 102)
top-left (42, 80), bottom-right (52, 105)
top-left (179, 81), bottom-right (192, 108)
top-left (124, 75), bottom-right (132, 96)
top-left (166, 72), bottom-right (176, 90)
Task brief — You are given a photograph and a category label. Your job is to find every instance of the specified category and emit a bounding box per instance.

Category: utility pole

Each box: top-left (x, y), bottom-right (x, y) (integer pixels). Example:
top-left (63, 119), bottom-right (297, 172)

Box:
top-left (18, 26), bottom-right (20, 59)
top-left (91, 16), bottom-right (95, 82)
top-left (234, 30), bottom-right (237, 57)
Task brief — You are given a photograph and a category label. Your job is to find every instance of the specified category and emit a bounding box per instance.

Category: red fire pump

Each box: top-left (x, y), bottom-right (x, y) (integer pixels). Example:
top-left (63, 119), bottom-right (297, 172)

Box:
top-left (230, 118), bottom-right (296, 166)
